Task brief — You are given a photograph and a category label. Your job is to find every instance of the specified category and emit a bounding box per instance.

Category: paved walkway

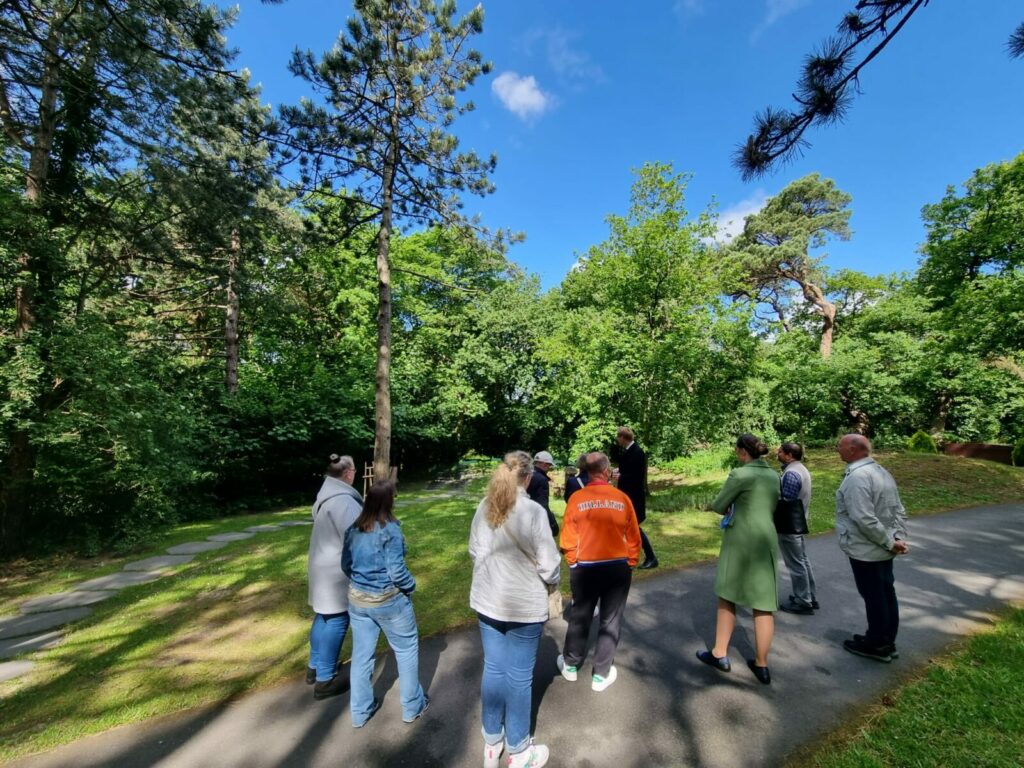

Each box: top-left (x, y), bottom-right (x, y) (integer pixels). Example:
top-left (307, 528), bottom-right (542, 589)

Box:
top-left (7, 503), bottom-right (1024, 768)
top-left (0, 519), bottom-right (312, 680)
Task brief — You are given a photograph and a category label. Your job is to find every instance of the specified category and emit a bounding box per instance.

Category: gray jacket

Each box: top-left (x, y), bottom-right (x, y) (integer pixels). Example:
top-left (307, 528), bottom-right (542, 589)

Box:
top-left (835, 458), bottom-right (907, 561)
top-left (308, 476), bottom-right (363, 614)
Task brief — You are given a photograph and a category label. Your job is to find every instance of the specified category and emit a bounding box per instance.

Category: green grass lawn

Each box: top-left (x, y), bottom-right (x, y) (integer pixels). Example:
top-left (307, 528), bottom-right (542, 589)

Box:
top-left (0, 451), bottom-right (1021, 762)
top-left (790, 605), bottom-right (1024, 768)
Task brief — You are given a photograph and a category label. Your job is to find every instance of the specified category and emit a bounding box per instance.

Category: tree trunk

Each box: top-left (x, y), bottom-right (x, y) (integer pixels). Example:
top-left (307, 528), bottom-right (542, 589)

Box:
top-left (224, 229), bottom-right (240, 394)
top-left (373, 136), bottom-right (399, 483)
top-left (800, 280), bottom-right (836, 358)
top-left (2, 32), bottom-right (60, 554)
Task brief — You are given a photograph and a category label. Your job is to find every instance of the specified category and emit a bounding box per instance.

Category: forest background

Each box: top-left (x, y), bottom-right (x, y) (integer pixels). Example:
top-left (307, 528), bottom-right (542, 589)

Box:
top-left (1, 0), bottom-right (1022, 556)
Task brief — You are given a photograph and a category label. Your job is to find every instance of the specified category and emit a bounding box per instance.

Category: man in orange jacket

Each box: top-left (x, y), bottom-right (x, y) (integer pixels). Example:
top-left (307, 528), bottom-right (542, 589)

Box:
top-left (556, 451), bottom-right (642, 692)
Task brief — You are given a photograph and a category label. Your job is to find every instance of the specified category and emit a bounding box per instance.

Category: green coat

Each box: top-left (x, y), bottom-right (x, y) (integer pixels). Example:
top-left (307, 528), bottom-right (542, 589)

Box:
top-left (710, 458), bottom-right (780, 611)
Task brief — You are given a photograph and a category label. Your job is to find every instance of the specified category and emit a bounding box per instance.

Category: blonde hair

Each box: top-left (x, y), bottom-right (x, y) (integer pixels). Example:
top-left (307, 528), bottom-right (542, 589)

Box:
top-left (485, 451), bottom-right (532, 528)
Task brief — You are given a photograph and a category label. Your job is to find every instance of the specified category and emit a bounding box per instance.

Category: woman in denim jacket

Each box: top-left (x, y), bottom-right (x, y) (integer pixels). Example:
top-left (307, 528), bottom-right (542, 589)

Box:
top-left (342, 480), bottom-right (428, 728)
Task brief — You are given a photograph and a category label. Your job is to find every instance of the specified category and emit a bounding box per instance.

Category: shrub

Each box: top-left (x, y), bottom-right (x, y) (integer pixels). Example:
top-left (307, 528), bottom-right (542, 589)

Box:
top-left (907, 430), bottom-right (939, 454)
top-left (1012, 439), bottom-right (1024, 467)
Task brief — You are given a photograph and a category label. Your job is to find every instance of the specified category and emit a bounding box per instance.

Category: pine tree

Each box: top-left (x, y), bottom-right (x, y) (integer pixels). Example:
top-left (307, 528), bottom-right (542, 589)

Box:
top-left (281, 0), bottom-right (496, 481)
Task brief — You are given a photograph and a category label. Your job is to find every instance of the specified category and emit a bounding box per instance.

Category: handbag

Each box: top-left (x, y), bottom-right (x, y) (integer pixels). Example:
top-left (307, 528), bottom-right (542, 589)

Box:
top-left (774, 497), bottom-right (809, 535)
top-left (503, 518), bottom-right (563, 621)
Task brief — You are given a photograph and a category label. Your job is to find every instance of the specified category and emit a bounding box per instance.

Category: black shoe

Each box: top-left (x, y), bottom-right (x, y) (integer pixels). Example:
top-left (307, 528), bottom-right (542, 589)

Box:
top-left (305, 667), bottom-right (316, 685)
top-left (638, 557), bottom-right (659, 570)
top-left (313, 672), bottom-right (350, 700)
top-left (696, 649), bottom-right (731, 672)
top-left (811, 599), bottom-right (820, 610)
top-left (746, 659), bottom-right (771, 685)
top-left (843, 637), bottom-right (893, 663)
top-left (779, 599), bottom-right (814, 615)
top-left (854, 634), bottom-right (898, 659)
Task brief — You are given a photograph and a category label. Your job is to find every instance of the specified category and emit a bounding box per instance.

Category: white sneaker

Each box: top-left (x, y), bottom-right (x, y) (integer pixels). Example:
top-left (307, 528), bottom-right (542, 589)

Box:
top-left (507, 742), bottom-right (549, 768)
top-left (556, 654), bottom-right (577, 682)
top-left (592, 665), bottom-right (617, 692)
top-left (484, 741), bottom-right (504, 768)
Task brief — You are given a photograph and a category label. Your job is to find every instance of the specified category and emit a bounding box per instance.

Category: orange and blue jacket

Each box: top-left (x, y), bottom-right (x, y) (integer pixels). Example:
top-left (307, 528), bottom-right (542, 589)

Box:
top-left (560, 480), bottom-right (642, 567)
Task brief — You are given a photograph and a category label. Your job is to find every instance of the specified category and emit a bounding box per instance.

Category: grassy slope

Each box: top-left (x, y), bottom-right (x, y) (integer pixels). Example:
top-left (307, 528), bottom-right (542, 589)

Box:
top-left (0, 452), bottom-right (1022, 761)
top-left (790, 605), bottom-right (1024, 768)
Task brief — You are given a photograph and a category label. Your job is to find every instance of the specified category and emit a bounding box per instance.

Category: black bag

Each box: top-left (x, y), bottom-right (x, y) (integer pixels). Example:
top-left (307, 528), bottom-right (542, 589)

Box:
top-left (774, 497), bottom-right (808, 535)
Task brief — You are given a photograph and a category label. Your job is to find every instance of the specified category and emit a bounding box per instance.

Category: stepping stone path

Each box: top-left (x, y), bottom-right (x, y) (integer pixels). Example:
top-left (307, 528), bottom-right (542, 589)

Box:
top-left (0, 516), bottom-right (313, 680)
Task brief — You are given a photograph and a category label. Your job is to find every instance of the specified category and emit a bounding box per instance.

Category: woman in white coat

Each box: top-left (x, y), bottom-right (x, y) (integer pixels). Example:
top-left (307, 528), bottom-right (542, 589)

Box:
top-left (469, 451), bottom-right (561, 768)
top-left (306, 454), bottom-right (363, 699)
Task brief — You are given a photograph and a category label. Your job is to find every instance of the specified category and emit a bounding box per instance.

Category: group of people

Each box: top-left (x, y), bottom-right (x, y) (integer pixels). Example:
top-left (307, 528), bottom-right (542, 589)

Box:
top-left (305, 429), bottom-right (910, 768)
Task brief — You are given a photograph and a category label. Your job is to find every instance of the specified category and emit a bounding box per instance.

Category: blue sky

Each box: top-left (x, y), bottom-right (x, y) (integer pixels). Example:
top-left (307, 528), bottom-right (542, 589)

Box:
top-left (228, 0), bottom-right (1024, 289)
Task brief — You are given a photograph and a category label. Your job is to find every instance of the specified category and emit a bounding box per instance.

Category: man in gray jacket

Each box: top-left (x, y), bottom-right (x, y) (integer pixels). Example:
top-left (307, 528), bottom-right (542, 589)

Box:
top-left (307, 454), bottom-right (363, 698)
top-left (835, 435), bottom-right (909, 662)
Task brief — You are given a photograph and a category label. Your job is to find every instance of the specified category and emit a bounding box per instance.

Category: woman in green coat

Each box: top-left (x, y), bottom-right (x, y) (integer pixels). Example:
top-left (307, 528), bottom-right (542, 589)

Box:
top-left (696, 434), bottom-right (780, 685)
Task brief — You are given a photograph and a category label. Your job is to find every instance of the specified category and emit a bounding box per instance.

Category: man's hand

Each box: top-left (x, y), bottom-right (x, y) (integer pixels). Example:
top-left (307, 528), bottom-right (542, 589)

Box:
top-left (891, 539), bottom-right (910, 555)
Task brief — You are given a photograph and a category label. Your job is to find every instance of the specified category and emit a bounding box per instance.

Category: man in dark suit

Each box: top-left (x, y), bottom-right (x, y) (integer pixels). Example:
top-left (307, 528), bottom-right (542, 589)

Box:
top-left (615, 427), bottom-right (658, 569)
top-left (527, 450), bottom-right (560, 537)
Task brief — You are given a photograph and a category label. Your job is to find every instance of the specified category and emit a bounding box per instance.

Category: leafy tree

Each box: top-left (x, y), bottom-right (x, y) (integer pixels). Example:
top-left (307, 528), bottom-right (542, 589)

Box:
top-left (547, 162), bottom-right (751, 457)
top-left (281, 0), bottom-right (497, 481)
top-left (736, 1), bottom-right (1024, 179)
top-left (727, 173), bottom-right (852, 358)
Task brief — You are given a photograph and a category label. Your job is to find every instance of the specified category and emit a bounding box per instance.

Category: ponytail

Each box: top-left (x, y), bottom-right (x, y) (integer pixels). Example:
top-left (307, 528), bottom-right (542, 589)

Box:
top-left (485, 451), bottom-right (532, 528)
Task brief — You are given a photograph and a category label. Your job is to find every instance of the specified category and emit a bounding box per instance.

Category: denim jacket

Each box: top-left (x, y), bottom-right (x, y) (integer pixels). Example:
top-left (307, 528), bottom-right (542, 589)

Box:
top-left (342, 521), bottom-right (416, 596)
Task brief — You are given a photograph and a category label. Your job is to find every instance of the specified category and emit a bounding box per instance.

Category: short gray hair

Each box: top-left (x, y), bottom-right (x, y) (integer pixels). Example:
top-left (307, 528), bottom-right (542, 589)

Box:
top-left (327, 454), bottom-right (355, 477)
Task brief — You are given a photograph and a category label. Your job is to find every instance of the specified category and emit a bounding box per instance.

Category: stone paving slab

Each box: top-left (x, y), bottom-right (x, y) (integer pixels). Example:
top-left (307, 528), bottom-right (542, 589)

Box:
top-left (166, 541), bottom-right (228, 556)
top-left (76, 571), bottom-right (165, 592)
top-left (207, 532), bottom-right (256, 542)
top-left (0, 607), bottom-right (93, 641)
top-left (123, 555), bottom-right (195, 572)
top-left (0, 630), bottom-right (64, 660)
top-left (276, 521), bottom-right (312, 527)
top-left (243, 525), bottom-right (282, 533)
top-left (0, 660), bottom-right (35, 683)
top-left (20, 590), bottom-right (117, 614)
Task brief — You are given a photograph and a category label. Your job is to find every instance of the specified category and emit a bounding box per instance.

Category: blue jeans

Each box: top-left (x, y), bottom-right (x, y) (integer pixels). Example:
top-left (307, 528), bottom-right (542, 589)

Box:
top-left (349, 593), bottom-right (426, 726)
top-left (308, 612), bottom-right (350, 683)
top-left (478, 613), bottom-right (543, 755)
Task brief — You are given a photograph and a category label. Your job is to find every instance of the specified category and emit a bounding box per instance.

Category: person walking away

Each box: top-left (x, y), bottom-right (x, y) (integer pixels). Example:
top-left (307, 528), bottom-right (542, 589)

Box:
top-left (615, 427), bottom-right (657, 569)
top-left (342, 480), bottom-right (429, 727)
top-left (777, 442), bottom-right (819, 614)
top-left (563, 453), bottom-right (590, 503)
top-left (835, 434), bottom-right (910, 662)
top-left (526, 450), bottom-right (560, 537)
top-left (557, 452), bottom-right (641, 692)
top-left (696, 434), bottom-right (780, 685)
top-left (306, 454), bottom-right (362, 699)
top-left (469, 451), bottom-right (560, 768)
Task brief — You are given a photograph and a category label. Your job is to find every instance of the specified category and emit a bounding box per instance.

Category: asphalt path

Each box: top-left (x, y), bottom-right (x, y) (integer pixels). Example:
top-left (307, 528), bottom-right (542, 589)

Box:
top-left (9, 503), bottom-right (1024, 768)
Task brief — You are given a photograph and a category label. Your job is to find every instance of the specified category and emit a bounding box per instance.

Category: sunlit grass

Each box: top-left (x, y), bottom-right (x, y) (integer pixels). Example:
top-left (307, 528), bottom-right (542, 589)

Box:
top-left (792, 605), bottom-right (1024, 768)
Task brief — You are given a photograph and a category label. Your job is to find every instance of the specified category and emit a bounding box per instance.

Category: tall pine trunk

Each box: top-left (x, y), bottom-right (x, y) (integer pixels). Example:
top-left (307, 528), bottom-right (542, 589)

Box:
top-left (2, 37), bottom-right (60, 554)
top-left (224, 229), bottom-right (240, 394)
top-left (372, 132), bottom-right (399, 483)
top-left (800, 281), bottom-right (837, 358)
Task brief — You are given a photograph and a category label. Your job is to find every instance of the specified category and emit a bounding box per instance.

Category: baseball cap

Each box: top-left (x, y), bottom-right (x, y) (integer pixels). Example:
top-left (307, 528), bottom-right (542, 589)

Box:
top-left (533, 451), bottom-right (555, 465)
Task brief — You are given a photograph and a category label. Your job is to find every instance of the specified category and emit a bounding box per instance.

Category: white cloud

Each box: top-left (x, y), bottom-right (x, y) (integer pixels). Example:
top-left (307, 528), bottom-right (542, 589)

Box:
top-left (752, 0), bottom-right (814, 41)
top-left (520, 28), bottom-right (604, 89)
top-left (674, 0), bottom-right (705, 19)
top-left (714, 190), bottom-right (768, 243)
top-left (492, 72), bottom-right (553, 120)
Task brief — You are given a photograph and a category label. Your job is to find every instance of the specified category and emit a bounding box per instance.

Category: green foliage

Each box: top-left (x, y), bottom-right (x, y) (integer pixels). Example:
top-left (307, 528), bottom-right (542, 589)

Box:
top-left (1012, 439), bottom-right (1024, 467)
top-left (907, 430), bottom-right (938, 454)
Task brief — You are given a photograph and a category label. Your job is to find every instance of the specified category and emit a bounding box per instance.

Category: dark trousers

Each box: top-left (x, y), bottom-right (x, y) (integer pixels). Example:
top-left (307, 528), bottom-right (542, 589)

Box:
top-left (849, 557), bottom-right (899, 648)
top-left (639, 528), bottom-right (656, 562)
top-left (563, 562), bottom-right (632, 677)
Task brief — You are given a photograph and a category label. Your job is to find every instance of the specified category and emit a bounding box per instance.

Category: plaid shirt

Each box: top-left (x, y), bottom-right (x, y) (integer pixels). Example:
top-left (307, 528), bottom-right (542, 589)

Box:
top-left (780, 464), bottom-right (803, 500)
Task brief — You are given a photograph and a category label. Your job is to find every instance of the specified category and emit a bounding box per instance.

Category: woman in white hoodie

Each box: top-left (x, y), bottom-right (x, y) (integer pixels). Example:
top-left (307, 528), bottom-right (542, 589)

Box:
top-left (306, 454), bottom-right (363, 700)
top-left (469, 451), bottom-right (561, 768)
